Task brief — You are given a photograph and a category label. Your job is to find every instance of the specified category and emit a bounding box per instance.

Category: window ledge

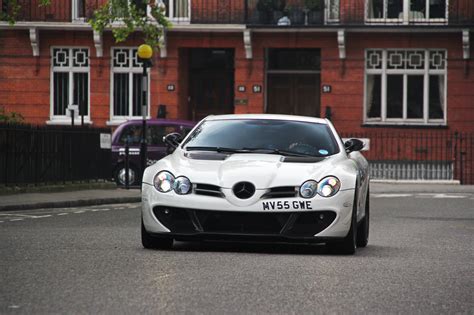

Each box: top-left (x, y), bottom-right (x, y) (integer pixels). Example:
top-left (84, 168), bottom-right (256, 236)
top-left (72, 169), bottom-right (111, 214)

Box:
top-left (107, 117), bottom-right (151, 126)
top-left (46, 118), bottom-right (93, 126)
top-left (362, 123), bottom-right (448, 129)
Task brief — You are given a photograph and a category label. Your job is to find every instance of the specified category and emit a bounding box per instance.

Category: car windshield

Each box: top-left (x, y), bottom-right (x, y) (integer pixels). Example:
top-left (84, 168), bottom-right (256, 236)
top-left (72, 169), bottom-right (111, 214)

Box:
top-left (182, 119), bottom-right (340, 157)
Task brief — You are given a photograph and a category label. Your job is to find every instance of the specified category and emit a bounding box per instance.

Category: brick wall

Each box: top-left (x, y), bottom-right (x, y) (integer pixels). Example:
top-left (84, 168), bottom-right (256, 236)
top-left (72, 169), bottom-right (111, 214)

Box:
top-left (0, 29), bottom-right (472, 134)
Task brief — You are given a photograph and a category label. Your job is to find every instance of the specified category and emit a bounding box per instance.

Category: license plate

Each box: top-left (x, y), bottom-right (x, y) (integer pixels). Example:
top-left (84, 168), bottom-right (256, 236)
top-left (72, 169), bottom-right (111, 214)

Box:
top-left (262, 200), bottom-right (313, 211)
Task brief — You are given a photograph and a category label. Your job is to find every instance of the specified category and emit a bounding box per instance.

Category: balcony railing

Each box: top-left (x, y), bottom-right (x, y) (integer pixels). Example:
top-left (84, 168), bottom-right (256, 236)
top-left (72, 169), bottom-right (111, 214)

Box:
top-left (1, 0), bottom-right (473, 26)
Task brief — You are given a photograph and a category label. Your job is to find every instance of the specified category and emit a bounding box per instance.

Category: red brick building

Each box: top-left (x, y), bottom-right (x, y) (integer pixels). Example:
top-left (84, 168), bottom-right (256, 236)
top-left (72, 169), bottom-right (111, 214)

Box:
top-left (1, 0), bottom-right (473, 182)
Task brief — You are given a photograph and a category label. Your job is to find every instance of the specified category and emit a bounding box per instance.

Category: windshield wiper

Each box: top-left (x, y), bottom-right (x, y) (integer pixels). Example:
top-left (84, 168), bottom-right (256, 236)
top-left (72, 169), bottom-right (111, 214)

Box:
top-left (241, 147), bottom-right (315, 157)
top-left (185, 146), bottom-right (250, 154)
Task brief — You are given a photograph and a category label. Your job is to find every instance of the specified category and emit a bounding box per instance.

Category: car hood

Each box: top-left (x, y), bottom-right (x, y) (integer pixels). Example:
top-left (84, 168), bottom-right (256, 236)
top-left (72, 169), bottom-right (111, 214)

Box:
top-left (144, 150), bottom-right (357, 190)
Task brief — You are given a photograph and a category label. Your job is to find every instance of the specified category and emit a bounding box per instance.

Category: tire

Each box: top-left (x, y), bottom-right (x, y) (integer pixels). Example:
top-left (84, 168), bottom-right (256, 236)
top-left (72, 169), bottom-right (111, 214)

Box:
top-left (356, 187), bottom-right (370, 248)
top-left (114, 165), bottom-right (138, 186)
top-left (141, 220), bottom-right (173, 250)
top-left (326, 187), bottom-right (358, 255)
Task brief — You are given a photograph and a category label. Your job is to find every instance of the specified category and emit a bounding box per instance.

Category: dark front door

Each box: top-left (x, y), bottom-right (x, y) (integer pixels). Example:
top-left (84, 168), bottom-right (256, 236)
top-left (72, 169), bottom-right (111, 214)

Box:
top-left (267, 74), bottom-right (320, 116)
top-left (189, 49), bottom-right (234, 121)
top-left (266, 49), bottom-right (321, 117)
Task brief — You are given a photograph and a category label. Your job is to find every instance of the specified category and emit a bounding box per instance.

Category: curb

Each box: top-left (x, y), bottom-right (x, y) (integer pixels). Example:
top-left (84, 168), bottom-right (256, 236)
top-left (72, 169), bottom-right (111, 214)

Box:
top-left (0, 197), bottom-right (141, 212)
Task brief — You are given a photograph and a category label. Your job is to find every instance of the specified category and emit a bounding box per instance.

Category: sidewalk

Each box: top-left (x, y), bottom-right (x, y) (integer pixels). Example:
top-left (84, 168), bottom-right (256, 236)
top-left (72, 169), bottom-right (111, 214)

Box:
top-left (0, 189), bottom-right (141, 211)
top-left (0, 182), bottom-right (473, 212)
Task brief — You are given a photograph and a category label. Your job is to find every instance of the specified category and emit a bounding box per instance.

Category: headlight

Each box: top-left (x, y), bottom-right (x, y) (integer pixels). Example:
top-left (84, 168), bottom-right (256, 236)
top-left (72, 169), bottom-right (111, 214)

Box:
top-left (154, 171), bottom-right (175, 193)
top-left (317, 176), bottom-right (340, 197)
top-left (174, 176), bottom-right (192, 195)
top-left (299, 180), bottom-right (318, 198)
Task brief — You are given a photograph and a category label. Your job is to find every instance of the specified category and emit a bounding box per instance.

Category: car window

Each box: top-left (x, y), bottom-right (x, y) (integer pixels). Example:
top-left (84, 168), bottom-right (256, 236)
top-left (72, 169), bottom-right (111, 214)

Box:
top-left (118, 124), bottom-right (184, 146)
top-left (183, 119), bottom-right (340, 157)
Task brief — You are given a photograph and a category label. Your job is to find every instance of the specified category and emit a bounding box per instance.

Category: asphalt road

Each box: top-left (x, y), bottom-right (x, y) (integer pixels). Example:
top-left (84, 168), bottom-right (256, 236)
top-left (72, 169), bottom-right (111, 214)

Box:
top-left (1, 192), bottom-right (473, 314)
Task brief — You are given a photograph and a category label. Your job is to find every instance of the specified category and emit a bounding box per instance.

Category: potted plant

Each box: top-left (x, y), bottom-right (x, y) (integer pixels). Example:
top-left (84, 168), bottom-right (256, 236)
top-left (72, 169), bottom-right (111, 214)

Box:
top-left (256, 0), bottom-right (274, 24)
top-left (285, 4), bottom-right (304, 25)
top-left (304, 0), bottom-right (323, 25)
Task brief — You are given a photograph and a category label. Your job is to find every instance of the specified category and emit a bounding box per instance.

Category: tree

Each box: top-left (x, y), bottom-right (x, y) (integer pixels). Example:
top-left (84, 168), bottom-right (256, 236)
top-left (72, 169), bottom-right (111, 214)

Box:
top-left (1, 0), bottom-right (170, 49)
top-left (90, 0), bottom-right (171, 49)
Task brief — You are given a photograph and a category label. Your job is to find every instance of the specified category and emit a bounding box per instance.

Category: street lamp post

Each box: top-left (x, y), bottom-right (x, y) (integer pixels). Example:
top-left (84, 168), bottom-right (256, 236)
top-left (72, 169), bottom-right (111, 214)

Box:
top-left (137, 44), bottom-right (153, 181)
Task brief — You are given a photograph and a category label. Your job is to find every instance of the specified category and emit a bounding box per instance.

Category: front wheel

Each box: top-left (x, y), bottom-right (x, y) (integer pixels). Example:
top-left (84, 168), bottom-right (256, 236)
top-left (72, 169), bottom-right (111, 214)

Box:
top-left (326, 189), bottom-right (358, 255)
top-left (356, 187), bottom-right (370, 248)
top-left (141, 220), bottom-right (173, 250)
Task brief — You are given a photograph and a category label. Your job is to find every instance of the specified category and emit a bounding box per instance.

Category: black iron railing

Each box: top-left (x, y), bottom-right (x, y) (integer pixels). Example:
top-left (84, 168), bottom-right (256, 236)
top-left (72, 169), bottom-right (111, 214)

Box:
top-left (0, 123), bottom-right (112, 186)
top-left (1, 0), bottom-right (473, 26)
top-left (340, 131), bottom-right (474, 185)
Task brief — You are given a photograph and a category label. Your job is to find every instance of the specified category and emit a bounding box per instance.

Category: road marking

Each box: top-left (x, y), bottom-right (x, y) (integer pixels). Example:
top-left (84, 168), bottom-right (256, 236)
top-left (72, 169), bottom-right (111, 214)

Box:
top-left (74, 211), bottom-right (85, 214)
top-left (100, 209), bottom-right (111, 211)
top-left (57, 213), bottom-right (69, 216)
top-left (0, 221), bottom-right (4, 223)
top-left (33, 215), bottom-right (52, 218)
top-left (10, 219), bottom-right (24, 222)
top-left (373, 194), bottom-right (413, 198)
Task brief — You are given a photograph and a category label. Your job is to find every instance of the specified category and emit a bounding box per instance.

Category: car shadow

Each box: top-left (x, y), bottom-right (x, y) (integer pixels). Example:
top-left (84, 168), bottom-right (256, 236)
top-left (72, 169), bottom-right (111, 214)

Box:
top-left (139, 241), bottom-right (401, 257)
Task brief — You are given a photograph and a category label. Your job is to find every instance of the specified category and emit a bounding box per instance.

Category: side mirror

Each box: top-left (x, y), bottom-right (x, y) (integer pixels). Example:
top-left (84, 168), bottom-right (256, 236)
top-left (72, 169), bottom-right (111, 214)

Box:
top-left (163, 132), bottom-right (182, 154)
top-left (344, 138), bottom-right (364, 153)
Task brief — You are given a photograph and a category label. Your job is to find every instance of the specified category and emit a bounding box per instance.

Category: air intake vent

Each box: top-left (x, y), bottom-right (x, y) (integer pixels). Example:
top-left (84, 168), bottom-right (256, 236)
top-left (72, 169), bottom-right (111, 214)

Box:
top-left (262, 186), bottom-right (297, 199)
top-left (195, 184), bottom-right (223, 198)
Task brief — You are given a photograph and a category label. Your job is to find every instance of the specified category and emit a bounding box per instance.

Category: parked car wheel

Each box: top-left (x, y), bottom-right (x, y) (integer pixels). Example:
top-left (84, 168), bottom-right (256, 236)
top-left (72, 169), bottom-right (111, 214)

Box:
top-left (141, 220), bottom-right (173, 250)
top-left (115, 165), bottom-right (138, 186)
top-left (356, 187), bottom-right (370, 248)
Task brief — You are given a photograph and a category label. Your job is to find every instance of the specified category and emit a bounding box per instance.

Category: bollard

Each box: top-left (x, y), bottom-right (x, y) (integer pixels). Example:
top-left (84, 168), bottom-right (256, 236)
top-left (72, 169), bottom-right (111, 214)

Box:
top-left (125, 138), bottom-right (130, 190)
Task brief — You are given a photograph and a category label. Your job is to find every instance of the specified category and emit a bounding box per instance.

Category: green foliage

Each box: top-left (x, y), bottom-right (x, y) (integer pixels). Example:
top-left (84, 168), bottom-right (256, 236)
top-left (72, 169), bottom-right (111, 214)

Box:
top-left (89, 0), bottom-right (171, 49)
top-left (0, 0), bottom-right (51, 24)
top-left (0, 0), bottom-right (21, 25)
top-left (0, 108), bottom-right (24, 124)
top-left (304, 0), bottom-right (322, 11)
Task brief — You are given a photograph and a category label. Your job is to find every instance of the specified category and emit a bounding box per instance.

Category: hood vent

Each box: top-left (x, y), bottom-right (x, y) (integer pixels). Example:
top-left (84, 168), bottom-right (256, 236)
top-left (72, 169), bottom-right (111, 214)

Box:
top-left (194, 183), bottom-right (223, 198)
top-left (281, 156), bottom-right (326, 163)
top-left (185, 152), bottom-right (229, 161)
top-left (261, 186), bottom-right (298, 199)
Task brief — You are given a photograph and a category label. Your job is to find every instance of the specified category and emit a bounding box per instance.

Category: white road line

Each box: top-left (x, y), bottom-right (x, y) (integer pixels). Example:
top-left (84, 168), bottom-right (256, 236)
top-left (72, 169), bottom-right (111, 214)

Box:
top-left (91, 209), bottom-right (100, 212)
top-left (0, 221), bottom-right (4, 223)
top-left (57, 213), bottom-right (69, 216)
top-left (10, 219), bottom-right (24, 222)
top-left (74, 211), bottom-right (85, 214)
top-left (373, 194), bottom-right (413, 198)
top-left (33, 215), bottom-right (52, 218)
top-left (100, 209), bottom-right (111, 211)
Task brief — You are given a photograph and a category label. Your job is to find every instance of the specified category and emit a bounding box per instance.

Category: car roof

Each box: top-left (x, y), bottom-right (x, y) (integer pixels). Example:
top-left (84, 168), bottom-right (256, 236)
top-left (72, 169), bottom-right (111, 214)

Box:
top-left (204, 114), bottom-right (328, 124)
top-left (123, 118), bottom-right (195, 126)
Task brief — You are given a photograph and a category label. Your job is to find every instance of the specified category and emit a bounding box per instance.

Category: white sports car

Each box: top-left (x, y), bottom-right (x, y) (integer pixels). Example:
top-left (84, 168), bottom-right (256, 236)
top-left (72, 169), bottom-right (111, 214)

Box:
top-left (141, 114), bottom-right (370, 254)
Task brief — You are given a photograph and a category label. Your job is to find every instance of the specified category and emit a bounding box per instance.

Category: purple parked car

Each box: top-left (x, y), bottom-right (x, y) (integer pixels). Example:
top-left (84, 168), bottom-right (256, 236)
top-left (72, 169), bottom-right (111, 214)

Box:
top-left (111, 119), bottom-right (195, 186)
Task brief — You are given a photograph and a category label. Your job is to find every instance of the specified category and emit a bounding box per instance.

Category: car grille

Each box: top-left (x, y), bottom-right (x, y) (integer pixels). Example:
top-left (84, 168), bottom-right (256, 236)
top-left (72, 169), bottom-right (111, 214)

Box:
top-left (194, 184), bottom-right (297, 199)
top-left (261, 186), bottom-right (298, 199)
top-left (153, 206), bottom-right (336, 237)
top-left (194, 184), bottom-right (223, 198)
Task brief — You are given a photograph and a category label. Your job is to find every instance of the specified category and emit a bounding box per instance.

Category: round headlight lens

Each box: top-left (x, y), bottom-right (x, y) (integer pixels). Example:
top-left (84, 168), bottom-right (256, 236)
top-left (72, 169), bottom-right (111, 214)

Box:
top-left (174, 176), bottom-right (192, 195)
top-left (317, 176), bottom-right (341, 197)
top-left (153, 171), bottom-right (175, 193)
top-left (299, 180), bottom-right (318, 199)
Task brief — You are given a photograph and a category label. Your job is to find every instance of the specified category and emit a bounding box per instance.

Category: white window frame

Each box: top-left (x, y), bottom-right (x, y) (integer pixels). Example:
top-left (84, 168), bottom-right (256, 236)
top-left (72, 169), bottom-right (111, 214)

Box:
top-left (108, 47), bottom-right (151, 126)
top-left (325, 0), bottom-right (340, 24)
top-left (72, 0), bottom-right (86, 22)
top-left (48, 47), bottom-right (91, 125)
top-left (363, 48), bottom-right (447, 126)
top-left (160, 0), bottom-right (191, 23)
top-left (365, 0), bottom-right (448, 24)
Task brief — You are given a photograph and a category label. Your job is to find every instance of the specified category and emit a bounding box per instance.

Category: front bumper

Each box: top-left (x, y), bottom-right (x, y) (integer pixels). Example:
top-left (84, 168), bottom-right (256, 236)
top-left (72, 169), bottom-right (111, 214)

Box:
top-left (142, 184), bottom-right (355, 241)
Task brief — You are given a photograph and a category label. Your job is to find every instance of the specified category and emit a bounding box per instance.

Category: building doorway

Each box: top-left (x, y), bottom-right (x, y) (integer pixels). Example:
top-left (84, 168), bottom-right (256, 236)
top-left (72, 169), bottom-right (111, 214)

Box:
top-left (266, 49), bottom-right (321, 117)
top-left (188, 49), bottom-right (234, 121)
